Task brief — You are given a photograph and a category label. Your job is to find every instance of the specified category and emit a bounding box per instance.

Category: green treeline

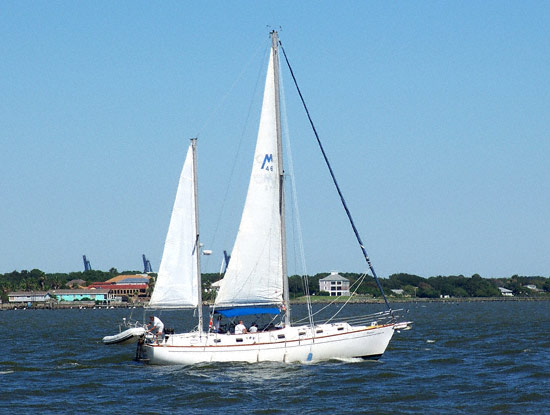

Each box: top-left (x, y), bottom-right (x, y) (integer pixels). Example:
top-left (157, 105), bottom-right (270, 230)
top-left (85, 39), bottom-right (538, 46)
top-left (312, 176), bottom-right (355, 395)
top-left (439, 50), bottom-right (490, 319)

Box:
top-left (1, 269), bottom-right (549, 303)
top-left (287, 272), bottom-right (550, 299)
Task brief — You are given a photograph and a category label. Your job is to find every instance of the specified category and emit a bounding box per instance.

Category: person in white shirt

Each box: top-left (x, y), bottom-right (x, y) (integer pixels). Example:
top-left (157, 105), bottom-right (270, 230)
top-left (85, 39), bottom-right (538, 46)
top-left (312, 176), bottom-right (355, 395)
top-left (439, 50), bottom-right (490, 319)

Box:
top-left (234, 320), bottom-right (247, 335)
top-left (148, 315), bottom-right (164, 342)
top-left (248, 323), bottom-right (258, 333)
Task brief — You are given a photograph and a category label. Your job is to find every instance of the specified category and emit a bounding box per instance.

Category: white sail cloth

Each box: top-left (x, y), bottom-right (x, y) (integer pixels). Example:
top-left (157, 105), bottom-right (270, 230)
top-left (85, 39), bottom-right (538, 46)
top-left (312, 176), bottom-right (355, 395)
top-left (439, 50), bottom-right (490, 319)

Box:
top-left (149, 144), bottom-right (199, 308)
top-left (215, 48), bottom-right (284, 307)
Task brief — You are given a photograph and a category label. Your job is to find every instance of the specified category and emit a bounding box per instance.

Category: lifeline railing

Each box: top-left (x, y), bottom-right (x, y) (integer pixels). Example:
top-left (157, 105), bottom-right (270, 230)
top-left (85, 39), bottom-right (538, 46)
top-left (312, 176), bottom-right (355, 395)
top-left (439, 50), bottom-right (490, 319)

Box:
top-left (293, 309), bottom-right (402, 327)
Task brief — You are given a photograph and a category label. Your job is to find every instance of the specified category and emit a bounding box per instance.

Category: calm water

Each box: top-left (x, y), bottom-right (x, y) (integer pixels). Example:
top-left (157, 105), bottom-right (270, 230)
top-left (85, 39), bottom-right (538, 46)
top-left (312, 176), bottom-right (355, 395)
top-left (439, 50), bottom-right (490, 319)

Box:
top-left (2, 301), bottom-right (549, 414)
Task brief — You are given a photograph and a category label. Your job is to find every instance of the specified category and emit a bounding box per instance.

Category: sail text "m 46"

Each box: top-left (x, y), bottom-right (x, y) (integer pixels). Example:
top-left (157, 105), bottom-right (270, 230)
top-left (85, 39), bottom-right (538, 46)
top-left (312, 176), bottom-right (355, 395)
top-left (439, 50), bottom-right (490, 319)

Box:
top-left (261, 154), bottom-right (274, 171)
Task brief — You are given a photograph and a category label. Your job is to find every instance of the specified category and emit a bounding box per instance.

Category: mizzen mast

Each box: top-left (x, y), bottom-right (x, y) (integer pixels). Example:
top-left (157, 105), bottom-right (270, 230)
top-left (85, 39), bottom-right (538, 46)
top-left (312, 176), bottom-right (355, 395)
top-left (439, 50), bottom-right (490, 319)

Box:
top-left (191, 138), bottom-right (204, 335)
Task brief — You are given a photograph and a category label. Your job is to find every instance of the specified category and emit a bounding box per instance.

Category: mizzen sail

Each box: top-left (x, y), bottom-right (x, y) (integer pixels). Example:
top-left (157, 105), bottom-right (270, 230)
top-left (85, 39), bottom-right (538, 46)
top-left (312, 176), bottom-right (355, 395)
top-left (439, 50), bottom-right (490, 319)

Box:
top-left (149, 144), bottom-right (199, 308)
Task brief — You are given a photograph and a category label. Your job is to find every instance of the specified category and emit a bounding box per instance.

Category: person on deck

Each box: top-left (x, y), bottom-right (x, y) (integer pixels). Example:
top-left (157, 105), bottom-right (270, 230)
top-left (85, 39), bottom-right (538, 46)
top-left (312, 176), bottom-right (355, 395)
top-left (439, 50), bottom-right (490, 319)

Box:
top-left (148, 315), bottom-right (164, 342)
top-left (235, 320), bottom-right (247, 335)
top-left (249, 323), bottom-right (258, 333)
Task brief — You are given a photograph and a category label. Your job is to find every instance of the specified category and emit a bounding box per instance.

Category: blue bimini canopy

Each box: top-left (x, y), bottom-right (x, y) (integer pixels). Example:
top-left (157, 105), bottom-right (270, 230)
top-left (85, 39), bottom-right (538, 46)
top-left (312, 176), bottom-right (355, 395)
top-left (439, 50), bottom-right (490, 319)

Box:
top-left (215, 307), bottom-right (281, 318)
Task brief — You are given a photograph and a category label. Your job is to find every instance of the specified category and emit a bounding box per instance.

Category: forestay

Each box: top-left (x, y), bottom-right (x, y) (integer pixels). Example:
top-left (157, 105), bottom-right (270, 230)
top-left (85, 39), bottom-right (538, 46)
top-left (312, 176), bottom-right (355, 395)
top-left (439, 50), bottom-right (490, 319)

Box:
top-left (149, 144), bottom-right (199, 308)
top-left (215, 48), bottom-right (284, 307)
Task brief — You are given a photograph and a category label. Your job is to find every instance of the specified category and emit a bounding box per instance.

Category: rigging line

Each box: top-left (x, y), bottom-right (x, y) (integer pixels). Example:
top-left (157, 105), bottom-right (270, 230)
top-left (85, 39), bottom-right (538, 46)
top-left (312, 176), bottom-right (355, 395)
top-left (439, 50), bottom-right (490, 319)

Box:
top-left (279, 62), bottom-right (314, 328)
top-left (278, 41), bottom-right (392, 312)
top-left (293, 272), bottom-right (365, 324)
top-left (325, 273), bottom-right (368, 323)
top-left (196, 43), bottom-right (266, 138)
top-left (202, 45), bottom-right (271, 270)
top-left (292, 273), bottom-right (368, 324)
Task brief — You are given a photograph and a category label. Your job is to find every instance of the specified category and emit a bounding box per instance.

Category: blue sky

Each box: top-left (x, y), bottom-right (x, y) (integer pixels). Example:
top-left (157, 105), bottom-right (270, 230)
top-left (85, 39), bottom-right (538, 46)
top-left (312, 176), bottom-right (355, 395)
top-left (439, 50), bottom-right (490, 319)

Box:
top-left (1, 2), bottom-right (549, 278)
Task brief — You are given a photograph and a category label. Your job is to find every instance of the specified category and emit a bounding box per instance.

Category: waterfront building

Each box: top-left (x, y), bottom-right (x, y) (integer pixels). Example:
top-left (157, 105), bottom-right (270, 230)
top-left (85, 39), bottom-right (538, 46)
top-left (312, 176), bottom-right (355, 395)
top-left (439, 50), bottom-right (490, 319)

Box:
top-left (8, 291), bottom-right (52, 303)
top-left (319, 272), bottom-right (350, 296)
top-left (50, 289), bottom-right (112, 302)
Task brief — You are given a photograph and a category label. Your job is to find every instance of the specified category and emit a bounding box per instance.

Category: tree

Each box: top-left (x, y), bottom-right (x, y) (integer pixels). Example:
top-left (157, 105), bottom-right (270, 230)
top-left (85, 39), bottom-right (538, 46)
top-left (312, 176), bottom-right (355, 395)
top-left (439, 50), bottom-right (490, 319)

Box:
top-left (461, 274), bottom-right (499, 297)
top-left (49, 276), bottom-right (62, 290)
top-left (288, 275), bottom-right (304, 298)
top-left (452, 287), bottom-right (469, 297)
top-left (146, 275), bottom-right (156, 297)
top-left (417, 282), bottom-right (440, 298)
top-left (388, 273), bottom-right (424, 287)
top-left (402, 285), bottom-right (417, 297)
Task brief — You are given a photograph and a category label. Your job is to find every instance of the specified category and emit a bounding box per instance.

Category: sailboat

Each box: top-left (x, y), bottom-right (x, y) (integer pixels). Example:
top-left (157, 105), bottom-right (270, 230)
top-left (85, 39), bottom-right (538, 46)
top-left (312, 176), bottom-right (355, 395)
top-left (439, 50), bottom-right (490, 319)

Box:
top-left (142, 31), bottom-right (411, 365)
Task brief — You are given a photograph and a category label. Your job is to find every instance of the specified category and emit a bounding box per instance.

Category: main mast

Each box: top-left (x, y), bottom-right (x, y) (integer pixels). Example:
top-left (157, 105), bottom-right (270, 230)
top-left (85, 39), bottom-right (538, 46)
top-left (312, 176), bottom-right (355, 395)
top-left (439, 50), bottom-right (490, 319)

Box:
top-left (191, 137), bottom-right (204, 335)
top-left (271, 31), bottom-right (291, 326)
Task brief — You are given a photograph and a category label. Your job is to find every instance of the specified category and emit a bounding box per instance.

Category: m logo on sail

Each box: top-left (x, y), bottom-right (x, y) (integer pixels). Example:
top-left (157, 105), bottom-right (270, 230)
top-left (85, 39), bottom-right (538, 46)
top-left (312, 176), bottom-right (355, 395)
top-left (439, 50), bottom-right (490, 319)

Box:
top-left (261, 153), bottom-right (274, 171)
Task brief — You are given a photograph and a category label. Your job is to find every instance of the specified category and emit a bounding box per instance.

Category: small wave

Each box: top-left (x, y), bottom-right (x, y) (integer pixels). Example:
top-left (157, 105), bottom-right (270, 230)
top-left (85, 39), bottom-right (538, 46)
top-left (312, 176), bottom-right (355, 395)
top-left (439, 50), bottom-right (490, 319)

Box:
top-left (377, 392), bottom-right (436, 403)
top-left (0, 370), bottom-right (14, 375)
top-left (501, 363), bottom-right (539, 374)
top-left (426, 339), bottom-right (436, 343)
top-left (515, 392), bottom-right (545, 403)
top-left (0, 360), bottom-right (18, 366)
top-left (428, 357), bottom-right (464, 364)
top-left (74, 382), bottom-right (104, 389)
top-left (342, 376), bottom-right (368, 384)
top-left (88, 353), bottom-right (135, 365)
top-left (490, 403), bottom-right (511, 412)
top-left (443, 339), bottom-right (467, 347)
top-left (500, 349), bottom-right (526, 356)
top-left (484, 360), bottom-right (515, 368)
top-left (334, 357), bottom-right (364, 364)
top-left (3, 366), bottom-right (41, 373)
top-left (57, 362), bottom-right (82, 369)
top-left (529, 371), bottom-right (550, 379)
top-left (376, 372), bottom-right (399, 379)
top-left (184, 390), bottom-right (211, 400)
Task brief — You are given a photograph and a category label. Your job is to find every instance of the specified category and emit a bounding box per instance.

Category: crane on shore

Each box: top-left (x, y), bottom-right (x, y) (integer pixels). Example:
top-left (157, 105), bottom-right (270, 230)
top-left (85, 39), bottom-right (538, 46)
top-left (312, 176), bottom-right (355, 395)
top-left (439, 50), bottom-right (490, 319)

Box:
top-left (82, 255), bottom-right (92, 271)
top-left (142, 254), bottom-right (153, 273)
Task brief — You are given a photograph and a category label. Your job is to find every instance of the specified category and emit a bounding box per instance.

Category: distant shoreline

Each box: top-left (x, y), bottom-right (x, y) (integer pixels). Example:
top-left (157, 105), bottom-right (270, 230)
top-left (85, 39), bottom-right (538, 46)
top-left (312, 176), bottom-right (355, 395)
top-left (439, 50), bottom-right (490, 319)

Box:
top-left (289, 296), bottom-right (550, 305)
top-left (1, 295), bottom-right (548, 311)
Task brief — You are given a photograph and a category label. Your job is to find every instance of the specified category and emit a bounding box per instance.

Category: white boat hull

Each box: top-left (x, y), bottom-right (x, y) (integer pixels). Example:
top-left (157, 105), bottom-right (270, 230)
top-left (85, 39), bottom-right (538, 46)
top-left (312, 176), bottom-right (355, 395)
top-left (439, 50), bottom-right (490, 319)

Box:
top-left (143, 322), bottom-right (396, 365)
top-left (102, 327), bottom-right (146, 345)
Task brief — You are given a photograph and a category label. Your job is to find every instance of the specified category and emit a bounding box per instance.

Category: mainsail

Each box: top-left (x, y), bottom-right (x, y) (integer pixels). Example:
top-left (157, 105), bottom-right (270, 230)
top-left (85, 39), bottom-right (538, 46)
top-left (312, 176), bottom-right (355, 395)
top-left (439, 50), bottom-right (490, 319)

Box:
top-left (214, 47), bottom-right (284, 307)
top-left (149, 143), bottom-right (199, 308)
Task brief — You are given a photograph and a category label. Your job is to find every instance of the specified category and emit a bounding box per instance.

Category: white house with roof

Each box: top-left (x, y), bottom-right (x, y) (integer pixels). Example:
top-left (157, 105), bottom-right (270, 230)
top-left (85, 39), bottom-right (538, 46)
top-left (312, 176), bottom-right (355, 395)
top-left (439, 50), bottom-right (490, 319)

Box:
top-left (498, 287), bottom-right (513, 297)
top-left (319, 272), bottom-right (350, 296)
